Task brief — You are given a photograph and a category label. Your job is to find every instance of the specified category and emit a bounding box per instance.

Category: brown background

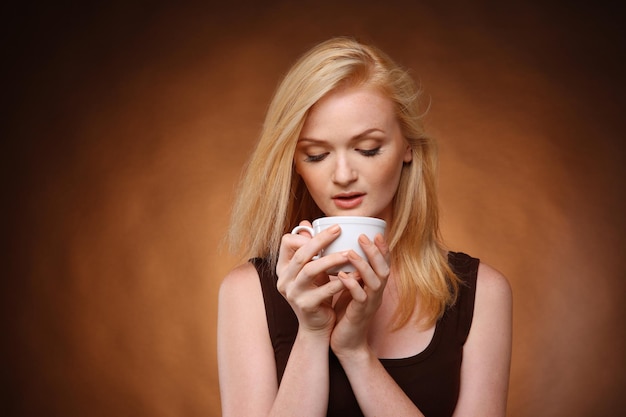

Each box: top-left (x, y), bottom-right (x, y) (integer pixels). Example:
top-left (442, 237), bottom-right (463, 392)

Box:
top-left (3, 1), bottom-right (625, 416)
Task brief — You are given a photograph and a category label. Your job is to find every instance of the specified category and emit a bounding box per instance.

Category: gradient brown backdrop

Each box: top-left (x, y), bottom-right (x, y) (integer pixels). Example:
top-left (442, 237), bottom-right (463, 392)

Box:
top-left (3, 1), bottom-right (625, 416)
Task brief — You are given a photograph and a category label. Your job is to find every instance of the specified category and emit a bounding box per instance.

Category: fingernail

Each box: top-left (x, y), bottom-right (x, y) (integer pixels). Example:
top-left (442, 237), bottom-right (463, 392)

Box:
top-left (358, 234), bottom-right (370, 245)
top-left (348, 250), bottom-right (360, 260)
top-left (329, 225), bottom-right (341, 234)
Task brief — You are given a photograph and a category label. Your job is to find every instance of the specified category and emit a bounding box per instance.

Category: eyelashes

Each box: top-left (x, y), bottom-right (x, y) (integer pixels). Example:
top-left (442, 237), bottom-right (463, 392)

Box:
top-left (304, 152), bottom-right (329, 162)
top-left (304, 147), bottom-right (382, 162)
top-left (358, 146), bottom-right (382, 157)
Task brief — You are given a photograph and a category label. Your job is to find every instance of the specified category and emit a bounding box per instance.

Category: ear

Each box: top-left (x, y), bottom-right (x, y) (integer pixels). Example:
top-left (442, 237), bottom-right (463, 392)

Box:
top-left (403, 142), bottom-right (413, 163)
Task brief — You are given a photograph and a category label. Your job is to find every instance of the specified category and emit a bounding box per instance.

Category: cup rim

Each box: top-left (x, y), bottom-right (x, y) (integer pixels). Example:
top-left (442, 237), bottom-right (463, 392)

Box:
top-left (312, 216), bottom-right (386, 227)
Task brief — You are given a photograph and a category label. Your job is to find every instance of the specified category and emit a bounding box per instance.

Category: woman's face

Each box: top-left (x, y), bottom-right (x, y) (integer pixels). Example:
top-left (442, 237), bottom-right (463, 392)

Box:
top-left (295, 85), bottom-right (412, 224)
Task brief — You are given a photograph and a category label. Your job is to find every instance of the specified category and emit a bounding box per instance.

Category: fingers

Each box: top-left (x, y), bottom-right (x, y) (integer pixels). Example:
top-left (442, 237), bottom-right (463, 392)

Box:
top-left (312, 278), bottom-right (346, 302)
top-left (278, 224), bottom-right (337, 269)
top-left (290, 278), bottom-right (346, 312)
top-left (337, 272), bottom-right (367, 303)
top-left (277, 223), bottom-right (350, 300)
top-left (362, 233), bottom-right (391, 278)
top-left (276, 224), bottom-right (390, 327)
top-left (280, 224), bottom-right (342, 279)
top-left (275, 222), bottom-right (352, 333)
top-left (374, 233), bottom-right (390, 261)
top-left (342, 234), bottom-right (390, 292)
top-left (297, 224), bottom-right (341, 262)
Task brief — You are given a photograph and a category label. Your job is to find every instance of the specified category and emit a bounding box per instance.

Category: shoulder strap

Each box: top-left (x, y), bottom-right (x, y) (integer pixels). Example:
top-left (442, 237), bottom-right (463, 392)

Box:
top-left (250, 257), bottom-right (298, 383)
top-left (447, 252), bottom-right (480, 345)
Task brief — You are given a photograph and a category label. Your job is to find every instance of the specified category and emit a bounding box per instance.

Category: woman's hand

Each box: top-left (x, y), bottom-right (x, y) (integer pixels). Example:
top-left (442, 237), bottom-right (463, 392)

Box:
top-left (276, 221), bottom-right (349, 337)
top-left (330, 233), bottom-right (391, 358)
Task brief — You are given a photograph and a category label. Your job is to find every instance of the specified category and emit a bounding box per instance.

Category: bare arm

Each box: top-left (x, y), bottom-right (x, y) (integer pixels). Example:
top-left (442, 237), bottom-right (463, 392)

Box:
top-left (333, 244), bottom-right (512, 416)
top-left (218, 223), bottom-right (348, 417)
top-left (217, 263), bottom-right (337, 417)
top-left (217, 263), bottom-right (278, 417)
top-left (453, 262), bottom-right (513, 416)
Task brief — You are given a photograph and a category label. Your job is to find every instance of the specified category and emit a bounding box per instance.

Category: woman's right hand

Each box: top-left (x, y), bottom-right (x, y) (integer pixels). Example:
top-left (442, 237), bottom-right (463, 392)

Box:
top-left (276, 221), bottom-right (348, 336)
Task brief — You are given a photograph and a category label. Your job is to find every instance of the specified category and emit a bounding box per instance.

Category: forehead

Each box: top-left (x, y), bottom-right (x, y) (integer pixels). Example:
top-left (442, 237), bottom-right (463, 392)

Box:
top-left (299, 85), bottom-right (397, 140)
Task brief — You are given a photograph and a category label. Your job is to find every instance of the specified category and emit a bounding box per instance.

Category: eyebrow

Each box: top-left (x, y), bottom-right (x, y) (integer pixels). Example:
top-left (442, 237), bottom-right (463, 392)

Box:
top-left (298, 128), bottom-right (385, 144)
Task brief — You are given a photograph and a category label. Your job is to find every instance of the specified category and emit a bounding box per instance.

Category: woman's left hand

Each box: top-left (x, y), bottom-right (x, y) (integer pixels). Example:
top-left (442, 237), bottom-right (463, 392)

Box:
top-left (330, 233), bottom-right (390, 358)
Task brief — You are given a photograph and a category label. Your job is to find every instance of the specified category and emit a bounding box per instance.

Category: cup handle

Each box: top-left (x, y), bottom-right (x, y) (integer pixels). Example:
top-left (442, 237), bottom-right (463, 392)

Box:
top-left (291, 225), bottom-right (319, 260)
top-left (291, 225), bottom-right (315, 235)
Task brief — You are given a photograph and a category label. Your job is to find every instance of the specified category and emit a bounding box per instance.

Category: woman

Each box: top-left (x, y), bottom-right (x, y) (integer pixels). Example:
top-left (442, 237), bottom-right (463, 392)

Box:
top-left (218, 37), bottom-right (512, 416)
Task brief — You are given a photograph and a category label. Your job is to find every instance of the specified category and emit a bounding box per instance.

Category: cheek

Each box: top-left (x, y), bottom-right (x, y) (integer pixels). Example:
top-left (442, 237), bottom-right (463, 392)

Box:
top-left (298, 168), bottom-right (324, 195)
top-left (372, 159), bottom-right (404, 189)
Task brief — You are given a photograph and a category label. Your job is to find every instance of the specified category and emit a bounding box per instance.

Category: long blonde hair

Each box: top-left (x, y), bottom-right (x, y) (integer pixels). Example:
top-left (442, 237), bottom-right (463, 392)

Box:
top-left (228, 37), bottom-right (460, 328)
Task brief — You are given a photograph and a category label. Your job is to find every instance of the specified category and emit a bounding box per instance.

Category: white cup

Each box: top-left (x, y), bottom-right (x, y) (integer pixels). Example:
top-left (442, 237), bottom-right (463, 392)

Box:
top-left (291, 216), bottom-right (387, 274)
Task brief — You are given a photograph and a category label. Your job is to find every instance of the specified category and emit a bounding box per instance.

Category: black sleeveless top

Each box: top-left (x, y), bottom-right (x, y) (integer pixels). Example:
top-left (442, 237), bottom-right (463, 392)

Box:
top-left (253, 251), bottom-right (479, 417)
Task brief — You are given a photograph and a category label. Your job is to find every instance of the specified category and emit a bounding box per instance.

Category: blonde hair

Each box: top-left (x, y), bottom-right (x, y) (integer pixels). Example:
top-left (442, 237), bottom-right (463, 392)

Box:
top-left (228, 37), bottom-right (460, 328)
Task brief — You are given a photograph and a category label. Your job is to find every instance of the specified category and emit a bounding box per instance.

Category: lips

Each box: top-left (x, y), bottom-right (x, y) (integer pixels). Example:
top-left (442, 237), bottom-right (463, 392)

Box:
top-left (332, 192), bottom-right (365, 209)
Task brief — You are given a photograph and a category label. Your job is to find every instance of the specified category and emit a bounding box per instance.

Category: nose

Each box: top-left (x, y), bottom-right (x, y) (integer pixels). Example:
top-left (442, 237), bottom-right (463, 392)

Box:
top-left (332, 154), bottom-right (357, 185)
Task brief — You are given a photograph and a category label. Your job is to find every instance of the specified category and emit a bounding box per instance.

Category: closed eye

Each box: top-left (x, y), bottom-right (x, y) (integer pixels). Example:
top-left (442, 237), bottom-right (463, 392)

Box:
top-left (357, 147), bottom-right (381, 157)
top-left (304, 152), bottom-right (329, 162)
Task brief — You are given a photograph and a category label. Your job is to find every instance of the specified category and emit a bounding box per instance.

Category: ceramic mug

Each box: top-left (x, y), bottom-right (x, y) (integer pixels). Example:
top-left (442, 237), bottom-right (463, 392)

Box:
top-left (291, 216), bottom-right (387, 274)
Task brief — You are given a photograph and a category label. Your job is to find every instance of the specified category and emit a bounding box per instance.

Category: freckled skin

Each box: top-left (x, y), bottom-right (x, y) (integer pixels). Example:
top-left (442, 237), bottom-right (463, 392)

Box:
top-left (294, 85), bottom-right (413, 224)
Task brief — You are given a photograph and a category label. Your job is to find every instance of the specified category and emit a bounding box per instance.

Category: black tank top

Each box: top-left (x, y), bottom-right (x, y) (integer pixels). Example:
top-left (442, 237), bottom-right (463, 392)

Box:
top-left (253, 251), bottom-right (479, 417)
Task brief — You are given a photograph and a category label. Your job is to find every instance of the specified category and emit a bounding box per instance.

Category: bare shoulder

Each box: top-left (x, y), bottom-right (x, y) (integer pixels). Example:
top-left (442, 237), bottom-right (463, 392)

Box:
top-left (455, 261), bottom-right (512, 414)
top-left (218, 261), bottom-right (278, 416)
top-left (218, 262), bottom-right (266, 323)
top-left (219, 262), bottom-right (263, 300)
top-left (473, 262), bottom-right (513, 327)
top-left (476, 262), bottom-right (512, 305)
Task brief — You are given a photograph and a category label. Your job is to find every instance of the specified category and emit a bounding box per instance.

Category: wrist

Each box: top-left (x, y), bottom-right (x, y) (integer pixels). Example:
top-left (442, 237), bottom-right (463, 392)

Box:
top-left (332, 344), bottom-right (374, 366)
top-left (297, 325), bottom-right (333, 345)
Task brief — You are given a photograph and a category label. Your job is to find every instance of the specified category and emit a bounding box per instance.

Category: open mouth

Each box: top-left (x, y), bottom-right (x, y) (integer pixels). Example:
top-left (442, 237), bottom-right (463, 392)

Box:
top-left (332, 193), bottom-right (365, 209)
